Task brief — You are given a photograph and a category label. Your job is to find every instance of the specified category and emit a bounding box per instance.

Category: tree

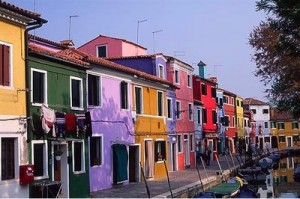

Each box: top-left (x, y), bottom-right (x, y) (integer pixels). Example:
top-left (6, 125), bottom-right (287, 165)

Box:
top-left (249, 0), bottom-right (300, 117)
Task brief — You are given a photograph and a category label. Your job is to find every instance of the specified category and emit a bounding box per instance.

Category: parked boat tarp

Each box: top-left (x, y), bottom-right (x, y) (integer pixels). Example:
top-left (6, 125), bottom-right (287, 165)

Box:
top-left (207, 179), bottom-right (240, 198)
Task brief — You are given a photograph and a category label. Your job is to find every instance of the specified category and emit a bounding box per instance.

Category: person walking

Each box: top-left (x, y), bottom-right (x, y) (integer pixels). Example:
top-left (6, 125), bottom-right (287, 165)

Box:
top-left (205, 146), bottom-right (211, 166)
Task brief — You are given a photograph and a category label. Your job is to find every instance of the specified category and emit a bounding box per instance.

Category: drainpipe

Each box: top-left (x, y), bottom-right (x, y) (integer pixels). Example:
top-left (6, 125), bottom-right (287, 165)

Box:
top-left (25, 19), bottom-right (47, 143)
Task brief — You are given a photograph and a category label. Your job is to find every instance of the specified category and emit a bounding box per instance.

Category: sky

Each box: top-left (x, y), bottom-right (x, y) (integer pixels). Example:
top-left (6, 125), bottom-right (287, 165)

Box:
top-left (7, 0), bottom-right (268, 101)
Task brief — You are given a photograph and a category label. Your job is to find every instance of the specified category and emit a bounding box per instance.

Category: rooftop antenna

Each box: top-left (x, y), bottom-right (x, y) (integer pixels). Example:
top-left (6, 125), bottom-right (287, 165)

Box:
top-left (136, 19), bottom-right (147, 55)
top-left (69, 15), bottom-right (79, 40)
top-left (152, 30), bottom-right (163, 54)
top-left (174, 51), bottom-right (185, 57)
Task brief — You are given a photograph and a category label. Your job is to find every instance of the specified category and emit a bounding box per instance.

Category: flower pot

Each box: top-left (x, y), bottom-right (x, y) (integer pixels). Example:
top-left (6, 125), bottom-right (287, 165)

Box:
top-left (55, 155), bottom-right (61, 161)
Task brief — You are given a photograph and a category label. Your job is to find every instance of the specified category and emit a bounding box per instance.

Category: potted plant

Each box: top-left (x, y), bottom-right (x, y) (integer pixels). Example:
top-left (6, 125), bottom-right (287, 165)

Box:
top-left (54, 149), bottom-right (63, 161)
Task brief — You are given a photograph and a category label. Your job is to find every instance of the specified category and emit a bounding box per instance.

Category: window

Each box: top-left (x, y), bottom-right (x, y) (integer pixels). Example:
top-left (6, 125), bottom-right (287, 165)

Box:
top-left (251, 109), bottom-right (256, 114)
top-left (158, 65), bottom-right (164, 78)
top-left (211, 87), bottom-right (216, 98)
top-left (278, 122), bottom-right (285, 130)
top-left (120, 81), bottom-right (128, 109)
top-left (292, 121), bottom-right (299, 129)
top-left (197, 109), bottom-right (201, 124)
top-left (135, 87), bottom-right (142, 114)
top-left (90, 136), bottom-right (103, 166)
top-left (70, 77), bottom-right (83, 109)
top-left (231, 97), bottom-right (234, 105)
top-left (187, 74), bottom-right (191, 87)
top-left (155, 140), bottom-right (166, 161)
top-left (176, 101), bottom-right (181, 119)
top-left (188, 103), bottom-right (193, 120)
top-left (88, 74), bottom-right (100, 106)
top-left (212, 110), bottom-right (217, 124)
top-left (223, 96), bottom-right (228, 104)
top-left (271, 121), bottom-right (276, 129)
top-left (231, 116), bottom-right (235, 127)
top-left (201, 84), bottom-right (207, 95)
top-left (32, 141), bottom-right (48, 178)
top-left (97, 45), bottom-right (107, 57)
top-left (279, 136), bottom-right (285, 142)
top-left (32, 69), bottom-right (47, 105)
top-left (1, 138), bottom-right (17, 180)
top-left (262, 109), bottom-right (269, 114)
top-left (244, 119), bottom-right (247, 128)
top-left (177, 135), bottom-right (182, 152)
top-left (264, 122), bottom-right (268, 128)
top-left (167, 98), bottom-right (172, 119)
top-left (236, 100), bottom-right (240, 107)
top-left (202, 109), bottom-right (207, 123)
top-left (190, 134), bottom-right (194, 151)
top-left (73, 141), bottom-right (85, 173)
top-left (0, 43), bottom-right (11, 86)
top-left (157, 91), bottom-right (163, 116)
top-left (174, 70), bottom-right (179, 84)
top-left (219, 98), bottom-right (223, 106)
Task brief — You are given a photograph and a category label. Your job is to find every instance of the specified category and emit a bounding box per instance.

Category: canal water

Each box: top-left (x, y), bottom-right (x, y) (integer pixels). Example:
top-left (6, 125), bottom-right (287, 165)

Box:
top-left (247, 155), bottom-right (300, 198)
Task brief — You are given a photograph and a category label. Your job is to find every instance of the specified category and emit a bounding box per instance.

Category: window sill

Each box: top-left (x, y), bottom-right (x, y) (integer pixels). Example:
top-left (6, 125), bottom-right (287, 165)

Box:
top-left (0, 178), bottom-right (18, 185)
top-left (156, 160), bottom-right (165, 163)
top-left (73, 170), bottom-right (86, 175)
top-left (71, 107), bottom-right (84, 111)
top-left (34, 175), bottom-right (49, 180)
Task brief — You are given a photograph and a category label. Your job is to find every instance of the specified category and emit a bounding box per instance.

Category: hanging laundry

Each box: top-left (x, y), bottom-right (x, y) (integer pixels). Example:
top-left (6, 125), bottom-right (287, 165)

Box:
top-left (41, 104), bottom-right (56, 134)
top-left (56, 112), bottom-right (65, 138)
top-left (76, 113), bottom-right (86, 134)
top-left (65, 113), bottom-right (76, 132)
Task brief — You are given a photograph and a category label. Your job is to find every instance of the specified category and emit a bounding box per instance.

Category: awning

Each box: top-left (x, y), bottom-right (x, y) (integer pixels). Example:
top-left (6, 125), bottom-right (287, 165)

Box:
top-left (112, 144), bottom-right (128, 184)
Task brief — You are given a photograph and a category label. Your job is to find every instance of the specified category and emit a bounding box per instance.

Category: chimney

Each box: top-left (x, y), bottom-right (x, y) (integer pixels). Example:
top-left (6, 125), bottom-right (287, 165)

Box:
top-left (60, 40), bottom-right (74, 47)
top-left (209, 76), bottom-right (218, 83)
top-left (197, 60), bottom-right (206, 78)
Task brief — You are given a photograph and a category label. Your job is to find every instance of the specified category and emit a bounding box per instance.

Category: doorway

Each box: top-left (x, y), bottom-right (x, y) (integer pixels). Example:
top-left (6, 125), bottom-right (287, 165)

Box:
top-left (287, 136), bottom-right (292, 147)
top-left (144, 140), bottom-right (154, 178)
top-left (52, 142), bottom-right (69, 198)
top-left (129, 145), bottom-right (140, 182)
top-left (184, 135), bottom-right (190, 168)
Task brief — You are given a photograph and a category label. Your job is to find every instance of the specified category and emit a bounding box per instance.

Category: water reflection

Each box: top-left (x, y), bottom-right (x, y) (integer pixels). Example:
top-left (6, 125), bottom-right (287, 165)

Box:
top-left (248, 156), bottom-right (300, 198)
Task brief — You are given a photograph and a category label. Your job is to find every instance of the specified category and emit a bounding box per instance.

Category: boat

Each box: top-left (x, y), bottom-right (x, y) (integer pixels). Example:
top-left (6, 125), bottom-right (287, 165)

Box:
top-left (237, 170), bottom-right (267, 184)
top-left (206, 178), bottom-right (241, 198)
top-left (277, 192), bottom-right (298, 198)
top-left (258, 157), bottom-right (273, 169)
top-left (236, 188), bottom-right (258, 198)
top-left (193, 191), bottom-right (216, 198)
top-left (294, 164), bottom-right (300, 182)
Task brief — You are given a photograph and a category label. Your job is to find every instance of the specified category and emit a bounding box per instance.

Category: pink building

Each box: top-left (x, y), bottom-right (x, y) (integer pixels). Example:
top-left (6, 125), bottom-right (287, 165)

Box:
top-left (78, 35), bottom-right (147, 57)
top-left (166, 56), bottom-right (195, 170)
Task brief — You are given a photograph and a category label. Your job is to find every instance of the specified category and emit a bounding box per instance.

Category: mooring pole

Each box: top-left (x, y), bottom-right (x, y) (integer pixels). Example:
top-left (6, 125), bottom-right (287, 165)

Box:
top-left (228, 149), bottom-right (236, 168)
top-left (140, 162), bottom-right (151, 198)
top-left (164, 160), bottom-right (173, 198)
top-left (200, 156), bottom-right (210, 188)
top-left (215, 153), bottom-right (226, 181)
top-left (196, 164), bottom-right (205, 192)
top-left (225, 154), bottom-right (232, 173)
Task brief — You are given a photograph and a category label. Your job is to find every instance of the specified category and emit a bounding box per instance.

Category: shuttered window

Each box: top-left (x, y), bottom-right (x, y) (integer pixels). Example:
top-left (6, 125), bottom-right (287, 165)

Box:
top-left (1, 138), bottom-right (16, 180)
top-left (0, 44), bottom-right (10, 86)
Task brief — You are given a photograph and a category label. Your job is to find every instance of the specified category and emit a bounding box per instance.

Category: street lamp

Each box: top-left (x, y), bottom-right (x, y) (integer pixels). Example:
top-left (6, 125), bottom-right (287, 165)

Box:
top-left (69, 15), bottom-right (79, 40)
top-left (152, 30), bottom-right (163, 54)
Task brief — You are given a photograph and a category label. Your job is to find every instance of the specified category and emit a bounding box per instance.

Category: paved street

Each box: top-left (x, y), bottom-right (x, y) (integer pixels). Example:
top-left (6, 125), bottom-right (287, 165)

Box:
top-left (91, 154), bottom-right (243, 198)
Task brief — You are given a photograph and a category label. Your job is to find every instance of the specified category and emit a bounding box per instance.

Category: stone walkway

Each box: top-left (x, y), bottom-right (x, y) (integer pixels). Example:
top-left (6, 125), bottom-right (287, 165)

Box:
top-left (91, 154), bottom-right (244, 198)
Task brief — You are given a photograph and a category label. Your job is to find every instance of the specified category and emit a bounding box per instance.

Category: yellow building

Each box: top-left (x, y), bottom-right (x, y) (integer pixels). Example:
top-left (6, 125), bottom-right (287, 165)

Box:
top-left (270, 108), bottom-right (300, 149)
top-left (0, 2), bottom-right (46, 197)
top-left (236, 96), bottom-right (244, 137)
top-left (133, 83), bottom-right (169, 179)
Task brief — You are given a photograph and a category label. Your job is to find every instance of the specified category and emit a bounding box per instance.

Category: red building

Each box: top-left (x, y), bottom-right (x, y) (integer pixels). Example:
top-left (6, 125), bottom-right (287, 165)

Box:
top-left (220, 89), bottom-right (237, 153)
top-left (193, 62), bottom-right (218, 159)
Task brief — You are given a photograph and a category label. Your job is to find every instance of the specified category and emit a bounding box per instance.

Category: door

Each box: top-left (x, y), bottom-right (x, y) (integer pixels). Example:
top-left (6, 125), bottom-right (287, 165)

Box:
top-left (184, 139), bottom-right (190, 168)
top-left (208, 139), bottom-right (213, 160)
top-left (172, 142), bottom-right (177, 171)
top-left (52, 142), bottom-right (68, 198)
top-left (144, 140), bottom-right (154, 178)
top-left (129, 145), bottom-right (140, 182)
top-left (287, 136), bottom-right (292, 147)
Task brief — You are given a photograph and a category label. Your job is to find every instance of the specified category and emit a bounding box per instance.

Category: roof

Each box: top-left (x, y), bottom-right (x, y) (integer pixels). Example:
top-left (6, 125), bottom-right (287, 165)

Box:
top-left (28, 43), bottom-right (90, 68)
top-left (106, 53), bottom-right (165, 60)
top-left (0, 0), bottom-right (47, 23)
top-left (60, 48), bottom-right (179, 89)
top-left (270, 108), bottom-right (297, 121)
top-left (165, 55), bottom-right (194, 70)
top-left (219, 88), bottom-right (236, 97)
top-left (29, 34), bottom-right (67, 50)
top-left (78, 34), bottom-right (147, 50)
top-left (193, 74), bottom-right (218, 86)
top-left (244, 98), bottom-right (268, 106)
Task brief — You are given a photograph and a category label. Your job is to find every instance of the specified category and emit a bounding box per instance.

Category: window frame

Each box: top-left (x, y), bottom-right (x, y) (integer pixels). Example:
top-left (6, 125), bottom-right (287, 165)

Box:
top-left (90, 135), bottom-right (103, 167)
top-left (31, 140), bottom-right (48, 179)
top-left (262, 109), bottom-right (269, 114)
top-left (72, 140), bottom-right (86, 174)
top-left (187, 74), bottom-right (191, 88)
top-left (201, 83), bottom-right (207, 95)
top-left (176, 100), bottom-right (181, 120)
top-left (174, 69), bottom-right (180, 84)
top-left (31, 68), bottom-right (47, 106)
top-left (278, 122), bottom-right (285, 130)
top-left (120, 81), bottom-right (129, 110)
top-left (0, 41), bottom-right (13, 87)
top-left (292, 121), bottom-right (299, 129)
top-left (158, 64), bottom-right (164, 79)
top-left (1, 136), bottom-right (18, 181)
top-left (155, 139), bottom-right (166, 162)
top-left (189, 134), bottom-right (194, 151)
top-left (167, 98), bottom-right (173, 119)
top-left (223, 96), bottom-right (229, 104)
top-left (96, 45), bottom-right (107, 58)
top-left (157, 91), bottom-right (164, 116)
top-left (134, 86), bottom-right (143, 114)
top-left (70, 76), bottom-right (83, 110)
top-left (188, 103), bottom-right (193, 121)
top-left (197, 108), bottom-right (201, 124)
top-left (87, 73), bottom-right (101, 107)
top-left (177, 135), bottom-right (182, 153)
